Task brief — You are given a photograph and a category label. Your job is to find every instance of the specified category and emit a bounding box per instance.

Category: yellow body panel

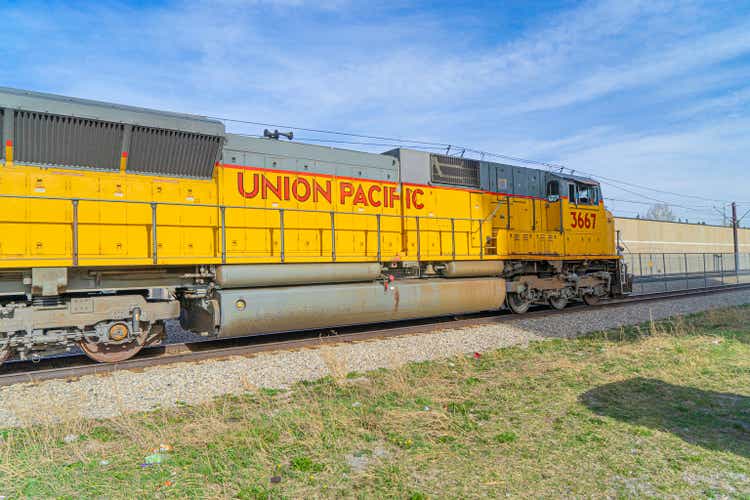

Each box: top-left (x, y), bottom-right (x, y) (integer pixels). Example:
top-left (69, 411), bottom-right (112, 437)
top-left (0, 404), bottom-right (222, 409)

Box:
top-left (0, 162), bottom-right (618, 268)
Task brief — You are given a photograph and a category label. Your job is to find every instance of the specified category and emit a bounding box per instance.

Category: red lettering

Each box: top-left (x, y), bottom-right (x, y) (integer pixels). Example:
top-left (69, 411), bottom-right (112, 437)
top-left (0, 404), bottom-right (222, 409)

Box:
top-left (282, 176), bottom-right (291, 201)
top-left (340, 182), bottom-right (355, 204)
top-left (261, 176), bottom-right (282, 200)
top-left (237, 172), bottom-right (260, 199)
top-left (389, 187), bottom-right (400, 208)
top-left (353, 185), bottom-right (368, 206)
top-left (292, 177), bottom-right (311, 202)
top-left (367, 185), bottom-right (382, 207)
top-left (314, 179), bottom-right (332, 203)
top-left (411, 188), bottom-right (424, 209)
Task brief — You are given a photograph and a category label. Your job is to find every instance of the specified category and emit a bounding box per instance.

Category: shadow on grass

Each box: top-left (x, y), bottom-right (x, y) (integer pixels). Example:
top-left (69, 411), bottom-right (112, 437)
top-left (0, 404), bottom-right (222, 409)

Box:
top-left (581, 378), bottom-right (750, 458)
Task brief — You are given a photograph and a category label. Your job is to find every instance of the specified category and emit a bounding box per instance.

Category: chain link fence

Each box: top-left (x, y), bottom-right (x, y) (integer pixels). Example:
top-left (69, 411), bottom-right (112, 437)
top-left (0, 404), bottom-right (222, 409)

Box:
top-left (622, 252), bottom-right (750, 294)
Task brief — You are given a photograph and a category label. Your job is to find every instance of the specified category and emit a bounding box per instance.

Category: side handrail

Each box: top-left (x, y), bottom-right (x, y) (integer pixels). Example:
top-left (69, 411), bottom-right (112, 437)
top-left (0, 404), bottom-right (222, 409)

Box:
top-left (0, 192), bottom-right (488, 264)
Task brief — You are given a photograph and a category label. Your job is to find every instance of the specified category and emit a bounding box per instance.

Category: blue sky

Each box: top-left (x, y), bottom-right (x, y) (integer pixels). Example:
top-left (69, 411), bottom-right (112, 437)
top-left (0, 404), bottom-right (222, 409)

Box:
top-left (1, 0), bottom-right (750, 223)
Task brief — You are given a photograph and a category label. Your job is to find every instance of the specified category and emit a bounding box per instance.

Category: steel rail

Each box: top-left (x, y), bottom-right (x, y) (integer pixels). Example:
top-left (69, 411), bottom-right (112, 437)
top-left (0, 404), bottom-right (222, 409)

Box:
top-left (1, 283), bottom-right (749, 387)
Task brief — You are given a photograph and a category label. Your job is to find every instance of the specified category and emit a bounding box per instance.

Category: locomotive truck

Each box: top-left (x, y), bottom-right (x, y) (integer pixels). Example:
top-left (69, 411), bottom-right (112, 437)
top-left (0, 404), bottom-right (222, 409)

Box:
top-left (0, 88), bottom-right (630, 364)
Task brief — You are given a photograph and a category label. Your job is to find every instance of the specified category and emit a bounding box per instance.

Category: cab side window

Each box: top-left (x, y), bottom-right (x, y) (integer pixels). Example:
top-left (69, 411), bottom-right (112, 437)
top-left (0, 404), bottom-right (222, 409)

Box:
top-left (568, 184), bottom-right (576, 203)
top-left (546, 180), bottom-right (560, 199)
top-left (576, 184), bottom-right (600, 205)
top-left (592, 187), bottom-right (600, 205)
top-left (578, 184), bottom-right (591, 204)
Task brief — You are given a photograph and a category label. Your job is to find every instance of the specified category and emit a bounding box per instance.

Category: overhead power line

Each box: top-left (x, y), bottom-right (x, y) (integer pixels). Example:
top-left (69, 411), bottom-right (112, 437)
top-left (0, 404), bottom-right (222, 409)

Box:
top-left (285, 136), bottom-right (448, 151)
top-left (212, 117), bottom-right (451, 149)
top-left (605, 197), bottom-right (714, 211)
top-left (212, 114), bottom-right (735, 205)
top-left (212, 116), bottom-right (565, 168)
top-left (571, 169), bottom-right (730, 204)
top-left (601, 183), bottom-right (716, 213)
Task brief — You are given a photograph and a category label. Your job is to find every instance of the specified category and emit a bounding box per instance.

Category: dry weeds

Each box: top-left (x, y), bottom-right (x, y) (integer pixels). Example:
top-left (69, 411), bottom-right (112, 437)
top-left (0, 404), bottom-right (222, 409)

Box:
top-left (0, 306), bottom-right (749, 498)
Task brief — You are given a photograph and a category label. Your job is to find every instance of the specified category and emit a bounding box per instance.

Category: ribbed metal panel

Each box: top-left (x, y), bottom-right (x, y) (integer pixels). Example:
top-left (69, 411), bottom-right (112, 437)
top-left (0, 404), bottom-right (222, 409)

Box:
top-left (13, 110), bottom-right (122, 170)
top-left (0, 87), bottom-right (225, 136)
top-left (128, 126), bottom-right (221, 178)
top-left (430, 154), bottom-right (480, 188)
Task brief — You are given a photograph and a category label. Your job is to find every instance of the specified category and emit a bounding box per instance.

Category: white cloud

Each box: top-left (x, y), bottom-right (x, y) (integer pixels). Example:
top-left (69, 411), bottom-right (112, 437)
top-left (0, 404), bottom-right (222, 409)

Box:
top-left (554, 116), bottom-right (750, 214)
top-left (0, 0), bottom-right (749, 222)
top-left (674, 87), bottom-right (750, 119)
top-left (506, 20), bottom-right (750, 114)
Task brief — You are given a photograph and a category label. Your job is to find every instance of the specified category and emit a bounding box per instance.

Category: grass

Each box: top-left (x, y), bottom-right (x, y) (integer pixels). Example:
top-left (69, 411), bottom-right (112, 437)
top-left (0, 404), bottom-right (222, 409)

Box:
top-left (1, 306), bottom-right (750, 498)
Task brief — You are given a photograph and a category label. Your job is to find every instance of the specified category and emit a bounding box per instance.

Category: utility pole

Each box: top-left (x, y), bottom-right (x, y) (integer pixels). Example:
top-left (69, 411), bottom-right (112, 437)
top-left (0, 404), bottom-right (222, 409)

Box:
top-left (732, 202), bottom-right (739, 277)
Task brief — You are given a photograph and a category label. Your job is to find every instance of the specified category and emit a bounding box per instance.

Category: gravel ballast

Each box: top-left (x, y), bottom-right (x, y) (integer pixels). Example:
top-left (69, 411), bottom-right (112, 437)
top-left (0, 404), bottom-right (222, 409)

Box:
top-left (1, 290), bottom-right (749, 427)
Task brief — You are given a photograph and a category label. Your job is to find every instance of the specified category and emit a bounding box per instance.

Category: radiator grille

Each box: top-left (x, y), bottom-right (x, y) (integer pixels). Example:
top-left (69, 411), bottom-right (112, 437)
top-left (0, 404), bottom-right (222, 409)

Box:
top-left (128, 126), bottom-right (221, 178)
top-left (430, 154), bottom-right (480, 187)
top-left (13, 111), bottom-right (123, 170)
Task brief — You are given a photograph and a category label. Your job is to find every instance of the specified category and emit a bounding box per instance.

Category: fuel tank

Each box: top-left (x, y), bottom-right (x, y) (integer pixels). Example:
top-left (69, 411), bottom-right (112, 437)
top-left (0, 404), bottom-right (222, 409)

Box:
top-left (212, 277), bottom-right (505, 338)
top-left (215, 263), bottom-right (382, 288)
top-left (438, 261), bottom-right (505, 278)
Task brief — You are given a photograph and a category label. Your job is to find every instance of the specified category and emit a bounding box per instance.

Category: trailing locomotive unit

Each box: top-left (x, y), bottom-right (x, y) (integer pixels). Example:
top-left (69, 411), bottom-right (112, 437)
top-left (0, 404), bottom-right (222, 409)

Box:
top-left (0, 88), bottom-right (629, 364)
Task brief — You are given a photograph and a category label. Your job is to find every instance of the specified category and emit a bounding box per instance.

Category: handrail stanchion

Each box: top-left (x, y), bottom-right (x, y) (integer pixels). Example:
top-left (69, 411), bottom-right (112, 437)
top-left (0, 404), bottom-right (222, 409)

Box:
top-left (451, 218), bottom-right (456, 260)
top-left (662, 253), bottom-right (668, 291)
top-left (720, 254), bottom-right (725, 285)
top-left (376, 214), bottom-right (381, 262)
top-left (72, 199), bottom-right (79, 266)
top-left (330, 211), bottom-right (336, 262)
top-left (479, 220), bottom-right (484, 260)
top-left (279, 209), bottom-right (285, 263)
top-left (506, 196), bottom-right (511, 229)
top-left (151, 202), bottom-right (158, 265)
top-left (416, 216), bottom-right (421, 261)
top-left (220, 206), bottom-right (227, 264)
top-left (703, 253), bottom-right (708, 289)
top-left (684, 253), bottom-right (689, 290)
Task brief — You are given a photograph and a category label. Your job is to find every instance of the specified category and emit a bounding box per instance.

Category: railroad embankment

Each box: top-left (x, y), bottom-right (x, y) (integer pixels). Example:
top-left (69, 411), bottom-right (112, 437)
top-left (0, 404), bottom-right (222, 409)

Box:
top-left (1, 302), bottom-right (749, 497)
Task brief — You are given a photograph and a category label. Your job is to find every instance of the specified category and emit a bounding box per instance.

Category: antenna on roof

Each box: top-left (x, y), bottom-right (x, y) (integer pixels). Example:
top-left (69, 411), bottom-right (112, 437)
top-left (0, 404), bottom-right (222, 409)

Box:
top-left (264, 129), bottom-right (294, 141)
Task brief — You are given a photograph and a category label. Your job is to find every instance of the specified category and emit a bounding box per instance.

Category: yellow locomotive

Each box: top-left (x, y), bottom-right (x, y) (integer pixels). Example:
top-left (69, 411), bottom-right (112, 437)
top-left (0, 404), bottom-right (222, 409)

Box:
top-left (0, 88), bottom-right (629, 363)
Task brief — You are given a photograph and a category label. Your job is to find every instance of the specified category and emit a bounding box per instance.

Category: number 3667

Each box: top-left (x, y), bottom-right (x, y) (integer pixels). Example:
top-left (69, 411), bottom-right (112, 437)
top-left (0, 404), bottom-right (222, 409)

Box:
top-left (570, 211), bottom-right (596, 229)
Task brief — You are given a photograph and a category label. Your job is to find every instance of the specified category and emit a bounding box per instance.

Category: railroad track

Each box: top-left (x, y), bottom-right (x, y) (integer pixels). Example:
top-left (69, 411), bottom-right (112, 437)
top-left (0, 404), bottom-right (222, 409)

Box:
top-left (2, 283), bottom-right (749, 387)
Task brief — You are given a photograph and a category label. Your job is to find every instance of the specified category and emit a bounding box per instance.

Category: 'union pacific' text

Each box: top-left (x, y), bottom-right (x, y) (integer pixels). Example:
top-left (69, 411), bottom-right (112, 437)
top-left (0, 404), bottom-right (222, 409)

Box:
top-left (237, 172), bottom-right (424, 209)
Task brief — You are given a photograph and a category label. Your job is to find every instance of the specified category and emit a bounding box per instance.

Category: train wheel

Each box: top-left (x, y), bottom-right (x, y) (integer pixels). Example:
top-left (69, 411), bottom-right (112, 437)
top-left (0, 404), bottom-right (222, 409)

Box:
top-left (582, 294), bottom-right (601, 306)
top-left (79, 331), bottom-right (147, 363)
top-left (506, 293), bottom-right (531, 314)
top-left (549, 296), bottom-right (567, 310)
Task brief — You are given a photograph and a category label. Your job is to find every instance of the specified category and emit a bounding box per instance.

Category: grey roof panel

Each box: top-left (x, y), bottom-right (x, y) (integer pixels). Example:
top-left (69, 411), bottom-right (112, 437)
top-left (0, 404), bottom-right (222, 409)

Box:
top-left (0, 87), bottom-right (224, 137)
top-left (559, 173), bottom-right (599, 185)
top-left (223, 134), bottom-right (399, 181)
top-left (383, 148), bottom-right (430, 185)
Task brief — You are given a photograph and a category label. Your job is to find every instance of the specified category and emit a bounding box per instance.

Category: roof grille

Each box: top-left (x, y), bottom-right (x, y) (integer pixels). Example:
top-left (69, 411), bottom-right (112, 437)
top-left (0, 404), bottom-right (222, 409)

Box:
top-left (128, 126), bottom-right (221, 178)
top-left (13, 111), bottom-right (122, 170)
top-left (430, 154), bottom-right (480, 187)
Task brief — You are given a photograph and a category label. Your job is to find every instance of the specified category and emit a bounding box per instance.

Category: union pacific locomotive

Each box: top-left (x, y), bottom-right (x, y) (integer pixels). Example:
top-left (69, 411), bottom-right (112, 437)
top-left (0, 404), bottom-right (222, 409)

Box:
top-left (0, 88), bottom-right (630, 364)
